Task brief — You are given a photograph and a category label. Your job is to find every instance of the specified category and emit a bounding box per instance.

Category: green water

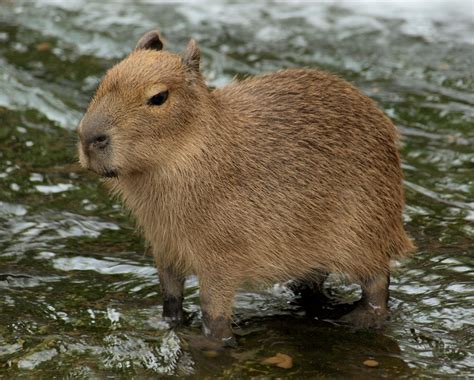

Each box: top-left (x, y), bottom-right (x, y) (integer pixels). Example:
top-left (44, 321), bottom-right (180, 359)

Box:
top-left (0, 1), bottom-right (473, 378)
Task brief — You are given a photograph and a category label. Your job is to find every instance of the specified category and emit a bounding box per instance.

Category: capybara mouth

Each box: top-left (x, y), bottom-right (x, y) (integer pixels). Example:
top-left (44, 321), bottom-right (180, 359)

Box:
top-left (86, 164), bottom-right (119, 178)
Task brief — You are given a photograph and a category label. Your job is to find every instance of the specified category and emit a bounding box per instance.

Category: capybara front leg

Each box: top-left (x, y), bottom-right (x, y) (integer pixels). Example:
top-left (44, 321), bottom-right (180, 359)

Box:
top-left (199, 279), bottom-right (236, 348)
top-left (158, 265), bottom-right (185, 327)
top-left (340, 273), bottom-right (390, 329)
top-left (148, 247), bottom-right (185, 327)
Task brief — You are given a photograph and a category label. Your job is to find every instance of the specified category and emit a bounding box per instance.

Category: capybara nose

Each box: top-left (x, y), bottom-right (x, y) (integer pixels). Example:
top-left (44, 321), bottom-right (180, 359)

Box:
top-left (86, 133), bottom-right (109, 151)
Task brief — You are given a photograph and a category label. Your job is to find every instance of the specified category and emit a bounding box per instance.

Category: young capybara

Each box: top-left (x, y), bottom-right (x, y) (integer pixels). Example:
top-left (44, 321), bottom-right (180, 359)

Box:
top-left (77, 31), bottom-right (414, 347)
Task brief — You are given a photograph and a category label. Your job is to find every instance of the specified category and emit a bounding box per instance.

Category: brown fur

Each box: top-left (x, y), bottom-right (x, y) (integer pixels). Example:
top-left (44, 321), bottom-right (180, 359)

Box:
top-left (78, 31), bottom-right (415, 343)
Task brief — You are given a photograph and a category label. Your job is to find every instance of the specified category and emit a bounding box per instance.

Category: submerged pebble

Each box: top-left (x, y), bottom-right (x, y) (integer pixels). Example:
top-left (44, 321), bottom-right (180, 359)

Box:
top-left (363, 359), bottom-right (379, 368)
top-left (36, 42), bottom-right (51, 52)
top-left (262, 353), bottom-right (293, 369)
top-left (203, 350), bottom-right (219, 358)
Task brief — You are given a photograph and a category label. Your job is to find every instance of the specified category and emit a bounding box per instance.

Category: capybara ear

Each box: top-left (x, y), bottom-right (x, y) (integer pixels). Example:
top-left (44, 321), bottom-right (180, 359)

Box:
top-left (135, 30), bottom-right (164, 51)
top-left (182, 39), bottom-right (200, 72)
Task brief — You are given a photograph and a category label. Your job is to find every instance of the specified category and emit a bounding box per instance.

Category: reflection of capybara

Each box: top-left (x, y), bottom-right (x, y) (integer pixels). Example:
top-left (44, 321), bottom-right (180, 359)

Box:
top-left (78, 30), bottom-right (415, 347)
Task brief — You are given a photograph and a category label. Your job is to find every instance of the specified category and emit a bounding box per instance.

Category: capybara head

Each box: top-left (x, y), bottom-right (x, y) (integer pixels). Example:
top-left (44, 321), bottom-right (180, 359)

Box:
top-left (77, 31), bottom-right (208, 177)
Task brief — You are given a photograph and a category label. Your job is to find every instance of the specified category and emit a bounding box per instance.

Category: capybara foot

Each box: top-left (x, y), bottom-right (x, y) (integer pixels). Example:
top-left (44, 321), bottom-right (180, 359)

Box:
top-left (340, 273), bottom-right (390, 329)
top-left (339, 301), bottom-right (389, 330)
top-left (163, 296), bottom-right (184, 328)
top-left (186, 334), bottom-right (236, 351)
top-left (202, 313), bottom-right (236, 348)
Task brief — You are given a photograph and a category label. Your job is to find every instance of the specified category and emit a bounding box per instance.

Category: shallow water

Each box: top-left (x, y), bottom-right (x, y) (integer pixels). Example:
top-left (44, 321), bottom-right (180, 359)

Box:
top-left (0, 1), bottom-right (473, 378)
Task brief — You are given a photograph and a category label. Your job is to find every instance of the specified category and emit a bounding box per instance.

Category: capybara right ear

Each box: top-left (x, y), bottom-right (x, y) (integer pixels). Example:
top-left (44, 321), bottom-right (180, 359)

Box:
top-left (135, 30), bottom-right (164, 51)
top-left (182, 39), bottom-right (200, 73)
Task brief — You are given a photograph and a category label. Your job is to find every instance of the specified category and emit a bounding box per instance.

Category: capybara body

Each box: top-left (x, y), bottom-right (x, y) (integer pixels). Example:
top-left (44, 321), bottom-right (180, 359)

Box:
top-left (78, 31), bottom-right (414, 346)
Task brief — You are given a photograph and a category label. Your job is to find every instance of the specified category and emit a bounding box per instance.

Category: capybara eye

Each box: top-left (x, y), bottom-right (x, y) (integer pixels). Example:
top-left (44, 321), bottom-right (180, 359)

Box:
top-left (147, 90), bottom-right (169, 106)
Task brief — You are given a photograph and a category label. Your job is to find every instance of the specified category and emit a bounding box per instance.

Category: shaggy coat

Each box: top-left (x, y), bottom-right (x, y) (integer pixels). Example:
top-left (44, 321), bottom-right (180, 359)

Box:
top-left (78, 31), bottom-right (414, 344)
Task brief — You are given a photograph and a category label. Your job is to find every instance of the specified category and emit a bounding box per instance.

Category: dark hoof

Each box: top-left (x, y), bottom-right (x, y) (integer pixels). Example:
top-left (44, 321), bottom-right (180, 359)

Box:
top-left (339, 302), bottom-right (389, 330)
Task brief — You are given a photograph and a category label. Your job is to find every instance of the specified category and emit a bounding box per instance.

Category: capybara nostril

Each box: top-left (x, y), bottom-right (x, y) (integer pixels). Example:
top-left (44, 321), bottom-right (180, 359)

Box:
top-left (88, 133), bottom-right (109, 150)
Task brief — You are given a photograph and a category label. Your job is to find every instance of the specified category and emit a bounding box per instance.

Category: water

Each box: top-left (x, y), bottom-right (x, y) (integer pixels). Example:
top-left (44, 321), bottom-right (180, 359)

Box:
top-left (0, 1), bottom-right (473, 378)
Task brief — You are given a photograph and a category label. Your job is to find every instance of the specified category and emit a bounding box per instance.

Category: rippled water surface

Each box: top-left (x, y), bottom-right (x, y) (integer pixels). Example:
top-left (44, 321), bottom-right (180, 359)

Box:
top-left (0, 1), bottom-right (473, 378)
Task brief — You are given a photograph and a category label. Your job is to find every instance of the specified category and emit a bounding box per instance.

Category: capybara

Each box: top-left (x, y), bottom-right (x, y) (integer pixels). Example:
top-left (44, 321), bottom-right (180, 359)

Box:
top-left (78, 31), bottom-right (414, 347)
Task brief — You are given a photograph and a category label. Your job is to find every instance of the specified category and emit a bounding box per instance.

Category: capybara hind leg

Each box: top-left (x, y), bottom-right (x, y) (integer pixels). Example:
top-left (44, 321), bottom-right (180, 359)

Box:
top-left (199, 279), bottom-right (236, 348)
top-left (291, 271), bottom-right (328, 302)
top-left (340, 273), bottom-right (390, 329)
top-left (149, 248), bottom-right (185, 327)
